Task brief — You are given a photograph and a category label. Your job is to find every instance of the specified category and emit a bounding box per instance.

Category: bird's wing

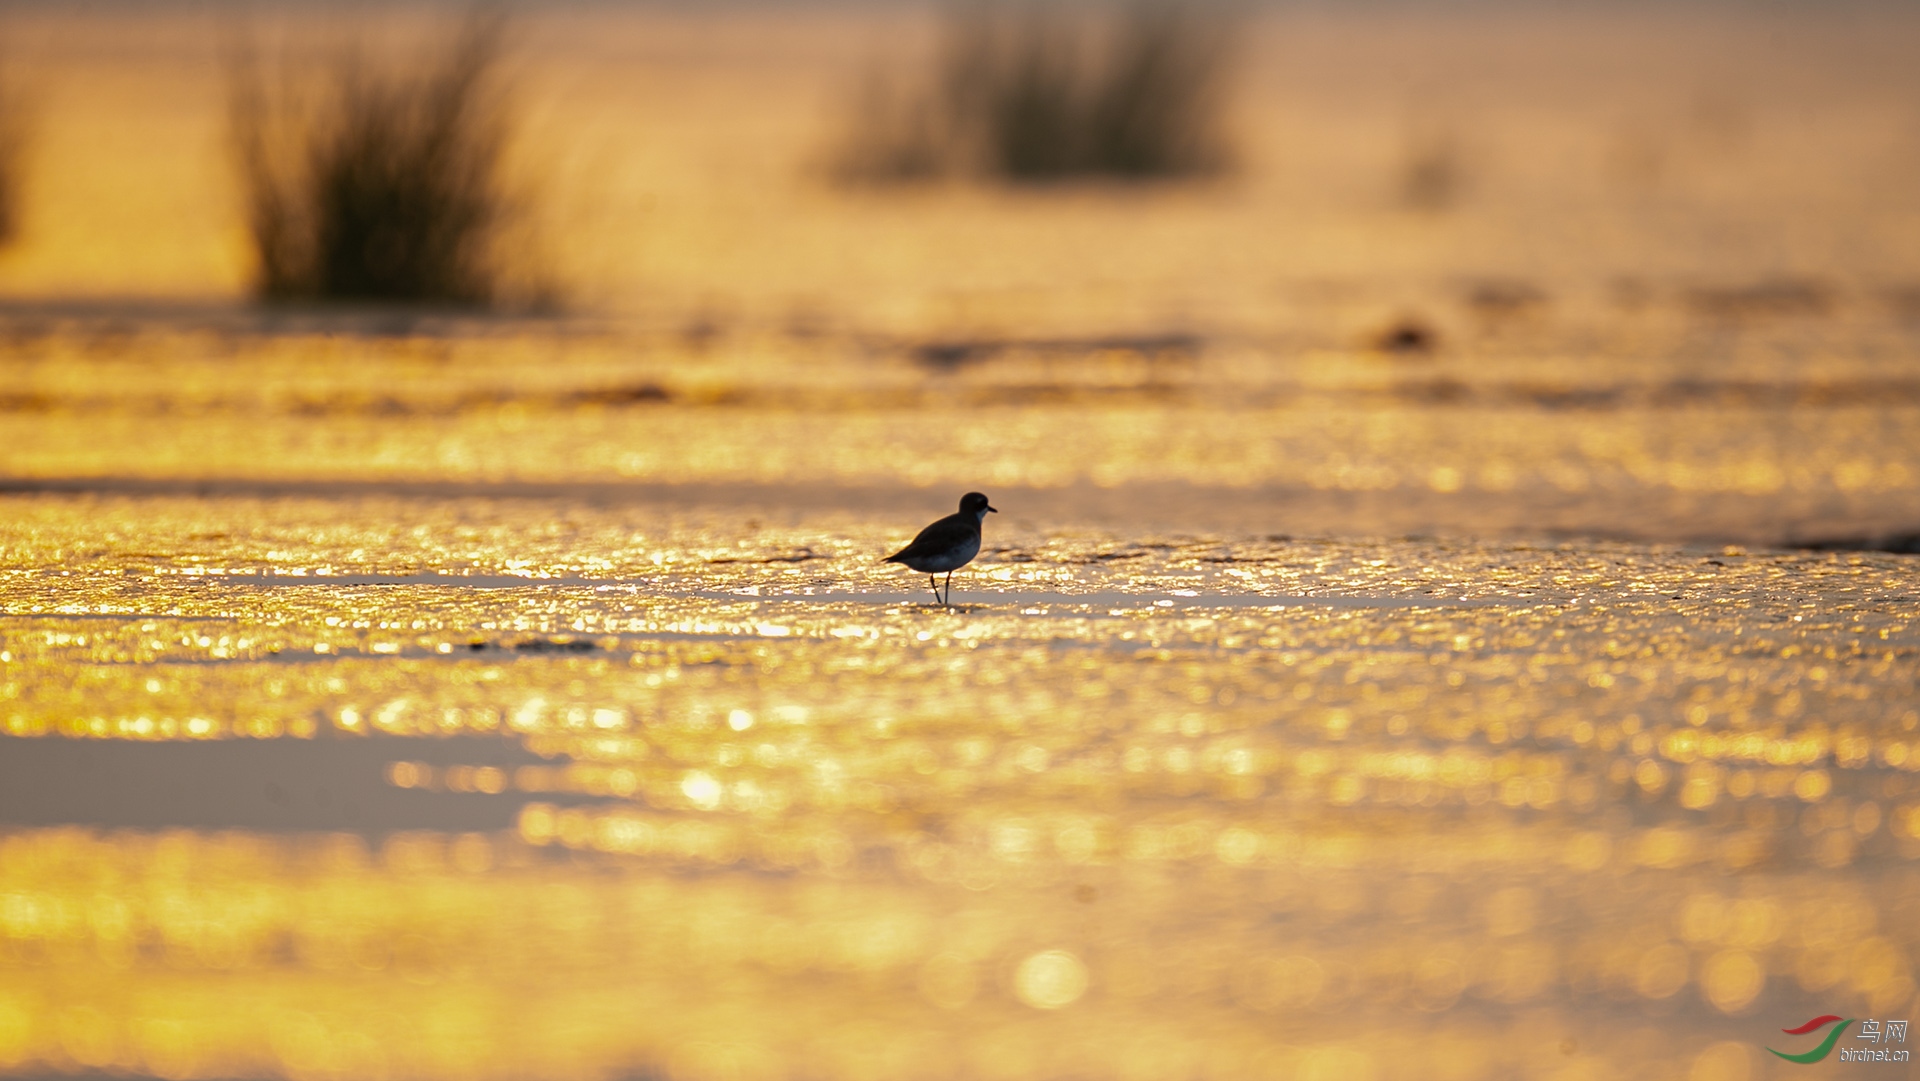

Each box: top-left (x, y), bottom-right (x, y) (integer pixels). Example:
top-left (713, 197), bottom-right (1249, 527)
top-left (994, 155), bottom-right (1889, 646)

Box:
top-left (888, 513), bottom-right (964, 561)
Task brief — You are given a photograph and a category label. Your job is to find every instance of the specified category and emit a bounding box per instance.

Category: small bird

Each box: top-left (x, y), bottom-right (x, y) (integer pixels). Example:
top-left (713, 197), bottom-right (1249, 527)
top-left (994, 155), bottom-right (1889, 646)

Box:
top-left (885, 492), bottom-right (998, 605)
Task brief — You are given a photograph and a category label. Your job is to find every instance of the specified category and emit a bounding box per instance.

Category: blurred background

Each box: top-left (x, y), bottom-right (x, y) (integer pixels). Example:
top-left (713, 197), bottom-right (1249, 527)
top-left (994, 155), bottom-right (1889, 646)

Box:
top-left (0, 0), bottom-right (1917, 541)
top-left (1, 1), bottom-right (1919, 1080)
top-left (0, 1), bottom-right (1914, 321)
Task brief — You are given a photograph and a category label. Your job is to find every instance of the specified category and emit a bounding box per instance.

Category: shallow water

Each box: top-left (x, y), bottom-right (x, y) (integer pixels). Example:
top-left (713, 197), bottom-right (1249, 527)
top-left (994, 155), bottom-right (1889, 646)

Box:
top-left (3, 493), bottom-right (1919, 1081)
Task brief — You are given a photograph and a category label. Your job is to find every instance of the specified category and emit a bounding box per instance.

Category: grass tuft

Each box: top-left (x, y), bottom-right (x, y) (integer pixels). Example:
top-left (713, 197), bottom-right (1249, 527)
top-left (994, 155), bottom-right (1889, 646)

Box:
top-left (0, 64), bottom-right (30, 246)
top-left (231, 13), bottom-right (518, 306)
top-left (837, 1), bottom-right (1234, 183)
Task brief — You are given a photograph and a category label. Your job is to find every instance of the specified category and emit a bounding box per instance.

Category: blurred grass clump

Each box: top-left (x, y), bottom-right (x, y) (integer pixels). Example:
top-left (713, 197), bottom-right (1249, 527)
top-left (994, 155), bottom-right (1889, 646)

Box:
top-left (837, 1), bottom-right (1234, 183)
top-left (0, 66), bottom-right (28, 246)
top-left (230, 15), bottom-right (521, 307)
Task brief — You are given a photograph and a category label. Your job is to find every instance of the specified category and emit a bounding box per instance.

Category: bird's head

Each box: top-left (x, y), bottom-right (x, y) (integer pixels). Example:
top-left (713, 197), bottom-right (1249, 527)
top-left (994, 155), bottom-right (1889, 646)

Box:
top-left (960, 492), bottom-right (998, 519)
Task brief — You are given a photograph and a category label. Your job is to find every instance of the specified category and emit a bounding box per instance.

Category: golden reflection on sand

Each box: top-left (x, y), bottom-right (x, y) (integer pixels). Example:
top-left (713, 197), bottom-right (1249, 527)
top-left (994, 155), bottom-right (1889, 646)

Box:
top-left (2, 498), bottom-right (1919, 1080)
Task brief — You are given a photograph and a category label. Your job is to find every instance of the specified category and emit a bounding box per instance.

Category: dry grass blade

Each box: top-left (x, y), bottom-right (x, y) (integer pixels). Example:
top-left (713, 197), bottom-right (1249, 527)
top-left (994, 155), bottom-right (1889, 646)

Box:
top-left (232, 13), bottom-right (516, 306)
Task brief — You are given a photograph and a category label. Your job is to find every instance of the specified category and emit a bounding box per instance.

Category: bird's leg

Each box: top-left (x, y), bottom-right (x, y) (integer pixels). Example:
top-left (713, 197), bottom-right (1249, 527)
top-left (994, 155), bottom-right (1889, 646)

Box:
top-left (928, 574), bottom-right (941, 605)
top-left (943, 570), bottom-right (953, 605)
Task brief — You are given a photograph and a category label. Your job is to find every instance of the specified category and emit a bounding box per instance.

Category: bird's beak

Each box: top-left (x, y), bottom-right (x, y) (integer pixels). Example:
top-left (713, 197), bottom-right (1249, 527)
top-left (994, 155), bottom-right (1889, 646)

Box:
top-left (987, 504), bottom-right (999, 513)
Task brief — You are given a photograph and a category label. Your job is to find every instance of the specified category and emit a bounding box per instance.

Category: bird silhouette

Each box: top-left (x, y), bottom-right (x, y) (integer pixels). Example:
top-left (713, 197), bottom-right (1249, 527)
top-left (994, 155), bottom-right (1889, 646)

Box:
top-left (884, 492), bottom-right (998, 605)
